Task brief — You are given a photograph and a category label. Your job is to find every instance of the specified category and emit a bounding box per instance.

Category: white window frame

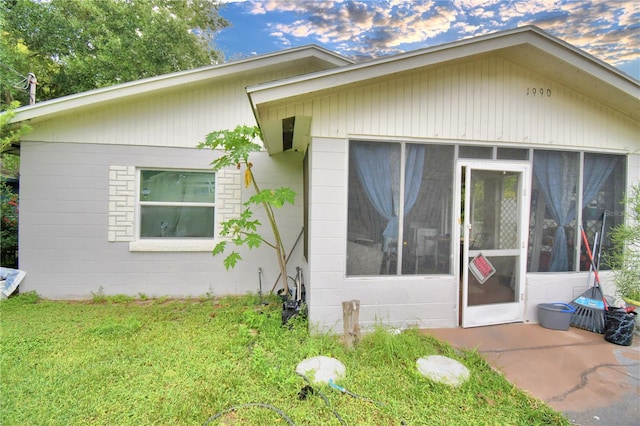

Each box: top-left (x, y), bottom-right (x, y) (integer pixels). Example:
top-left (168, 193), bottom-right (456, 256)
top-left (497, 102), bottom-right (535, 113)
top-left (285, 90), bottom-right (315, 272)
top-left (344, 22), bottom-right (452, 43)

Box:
top-left (130, 168), bottom-right (217, 252)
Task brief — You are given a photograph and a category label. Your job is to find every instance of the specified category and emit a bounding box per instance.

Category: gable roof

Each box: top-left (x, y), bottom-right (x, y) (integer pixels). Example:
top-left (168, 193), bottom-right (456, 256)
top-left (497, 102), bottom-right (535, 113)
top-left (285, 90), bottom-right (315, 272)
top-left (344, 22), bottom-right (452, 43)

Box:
top-left (10, 45), bottom-right (353, 124)
top-left (248, 26), bottom-right (640, 124)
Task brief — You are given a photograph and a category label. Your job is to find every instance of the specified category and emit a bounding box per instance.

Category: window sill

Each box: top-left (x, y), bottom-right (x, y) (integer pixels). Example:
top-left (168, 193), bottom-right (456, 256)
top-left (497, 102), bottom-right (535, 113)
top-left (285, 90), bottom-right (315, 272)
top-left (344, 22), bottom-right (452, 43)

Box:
top-left (129, 239), bottom-right (216, 252)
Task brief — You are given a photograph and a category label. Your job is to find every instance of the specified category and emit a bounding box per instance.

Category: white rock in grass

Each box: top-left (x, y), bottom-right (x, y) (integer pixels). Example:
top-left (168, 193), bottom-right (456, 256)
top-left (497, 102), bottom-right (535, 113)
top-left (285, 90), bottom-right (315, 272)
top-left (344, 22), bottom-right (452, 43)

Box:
top-left (416, 355), bottom-right (470, 387)
top-left (296, 356), bottom-right (346, 384)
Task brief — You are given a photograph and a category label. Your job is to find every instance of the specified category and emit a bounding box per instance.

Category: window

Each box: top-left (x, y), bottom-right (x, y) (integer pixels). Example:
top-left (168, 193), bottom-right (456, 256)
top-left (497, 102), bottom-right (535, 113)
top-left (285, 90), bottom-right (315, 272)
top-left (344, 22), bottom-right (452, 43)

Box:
top-left (139, 170), bottom-right (215, 239)
top-left (527, 151), bottom-right (625, 272)
top-left (347, 141), bottom-right (454, 276)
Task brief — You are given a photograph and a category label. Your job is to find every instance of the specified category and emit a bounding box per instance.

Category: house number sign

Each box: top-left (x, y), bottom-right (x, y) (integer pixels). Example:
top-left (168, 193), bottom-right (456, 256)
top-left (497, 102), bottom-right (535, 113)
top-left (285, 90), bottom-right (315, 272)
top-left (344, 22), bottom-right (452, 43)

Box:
top-left (526, 87), bottom-right (551, 97)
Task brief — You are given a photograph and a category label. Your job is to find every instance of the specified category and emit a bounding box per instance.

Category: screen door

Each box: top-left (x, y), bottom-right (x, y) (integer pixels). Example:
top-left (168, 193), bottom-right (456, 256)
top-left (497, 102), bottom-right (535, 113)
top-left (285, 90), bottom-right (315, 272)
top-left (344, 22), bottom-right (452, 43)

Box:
top-left (460, 162), bottom-right (529, 327)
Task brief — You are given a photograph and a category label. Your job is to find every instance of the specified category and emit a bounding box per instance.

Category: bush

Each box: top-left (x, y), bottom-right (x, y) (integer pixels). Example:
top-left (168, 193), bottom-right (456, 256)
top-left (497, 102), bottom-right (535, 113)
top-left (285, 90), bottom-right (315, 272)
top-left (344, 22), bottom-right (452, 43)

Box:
top-left (1, 181), bottom-right (18, 267)
top-left (608, 184), bottom-right (640, 302)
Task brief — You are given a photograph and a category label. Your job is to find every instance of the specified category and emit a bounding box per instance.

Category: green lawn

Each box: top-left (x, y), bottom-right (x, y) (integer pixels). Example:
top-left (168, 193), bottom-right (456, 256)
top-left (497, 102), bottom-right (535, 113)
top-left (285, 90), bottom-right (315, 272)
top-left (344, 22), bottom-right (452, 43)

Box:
top-left (0, 292), bottom-right (569, 425)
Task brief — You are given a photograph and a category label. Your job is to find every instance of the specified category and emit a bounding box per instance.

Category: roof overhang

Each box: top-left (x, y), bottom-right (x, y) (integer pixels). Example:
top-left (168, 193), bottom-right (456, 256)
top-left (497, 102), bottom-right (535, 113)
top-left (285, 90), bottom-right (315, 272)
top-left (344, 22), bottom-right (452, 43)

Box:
top-left (248, 26), bottom-right (640, 153)
top-left (9, 45), bottom-right (352, 125)
top-left (259, 115), bottom-right (312, 155)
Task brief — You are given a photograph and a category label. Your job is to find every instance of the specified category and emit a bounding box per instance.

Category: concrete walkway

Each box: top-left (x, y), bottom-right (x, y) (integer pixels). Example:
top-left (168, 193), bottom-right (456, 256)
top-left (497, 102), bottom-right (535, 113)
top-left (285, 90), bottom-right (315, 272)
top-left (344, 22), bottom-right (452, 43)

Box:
top-left (425, 324), bottom-right (640, 426)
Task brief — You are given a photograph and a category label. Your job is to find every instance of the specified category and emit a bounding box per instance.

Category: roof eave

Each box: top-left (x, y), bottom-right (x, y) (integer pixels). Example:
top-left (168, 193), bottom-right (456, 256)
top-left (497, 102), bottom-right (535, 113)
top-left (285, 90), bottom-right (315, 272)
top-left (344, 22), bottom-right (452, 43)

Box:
top-left (247, 26), bottom-right (639, 110)
top-left (10, 45), bottom-right (352, 124)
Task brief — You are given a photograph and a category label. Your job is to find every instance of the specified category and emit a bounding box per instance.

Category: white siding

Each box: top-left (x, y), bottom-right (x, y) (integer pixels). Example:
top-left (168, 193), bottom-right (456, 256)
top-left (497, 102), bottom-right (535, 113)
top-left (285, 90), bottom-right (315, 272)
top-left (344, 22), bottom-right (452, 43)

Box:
top-left (18, 142), bottom-right (305, 299)
top-left (26, 79), bottom-right (253, 147)
top-left (24, 65), bottom-right (325, 148)
top-left (259, 56), bottom-right (638, 151)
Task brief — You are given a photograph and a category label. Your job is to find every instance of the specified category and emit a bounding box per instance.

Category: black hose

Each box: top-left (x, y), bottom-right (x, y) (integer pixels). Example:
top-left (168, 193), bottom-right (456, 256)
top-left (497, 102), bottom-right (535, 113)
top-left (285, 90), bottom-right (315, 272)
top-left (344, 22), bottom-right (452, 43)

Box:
top-left (202, 403), bottom-right (296, 425)
top-left (296, 373), bottom-right (347, 425)
top-left (202, 376), bottom-right (404, 425)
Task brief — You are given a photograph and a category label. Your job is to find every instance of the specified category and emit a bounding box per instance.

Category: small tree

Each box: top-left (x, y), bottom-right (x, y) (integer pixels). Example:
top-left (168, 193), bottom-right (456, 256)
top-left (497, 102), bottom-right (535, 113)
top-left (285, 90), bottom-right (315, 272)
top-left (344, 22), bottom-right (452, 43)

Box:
top-left (607, 184), bottom-right (640, 303)
top-left (198, 125), bottom-right (296, 294)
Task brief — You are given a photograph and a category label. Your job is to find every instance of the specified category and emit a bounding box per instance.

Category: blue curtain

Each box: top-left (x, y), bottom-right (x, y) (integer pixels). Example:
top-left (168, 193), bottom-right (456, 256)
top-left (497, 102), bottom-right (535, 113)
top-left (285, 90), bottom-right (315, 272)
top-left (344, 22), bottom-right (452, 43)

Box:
top-left (404, 145), bottom-right (426, 211)
top-left (533, 151), bottom-right (578, 271)
top-left (582, 154), bottom-right (619, 210)
top-left (533, 152), bottom-right (618, 272)
top-left (352, 143), bottom-right (425, 251)
top-left (352, 143), bottom-right (395, 245)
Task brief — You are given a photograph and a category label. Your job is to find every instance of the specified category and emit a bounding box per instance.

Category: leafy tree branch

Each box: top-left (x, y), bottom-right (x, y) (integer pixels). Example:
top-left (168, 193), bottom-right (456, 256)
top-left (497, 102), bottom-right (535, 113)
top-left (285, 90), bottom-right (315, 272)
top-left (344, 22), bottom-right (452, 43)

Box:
top-left (198, 125), bottom-right (296, 293)
top-left (607, 184), bottom-right (640, 302)
top-left (1, 101), bottom-right (31, 155)
top-left (1, 0), bottom-right (229, 104)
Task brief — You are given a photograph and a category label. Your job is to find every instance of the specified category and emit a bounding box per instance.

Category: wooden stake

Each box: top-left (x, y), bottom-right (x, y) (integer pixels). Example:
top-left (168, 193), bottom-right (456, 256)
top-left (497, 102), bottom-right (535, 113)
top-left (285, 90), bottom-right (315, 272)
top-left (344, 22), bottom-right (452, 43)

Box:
top-left (342, 300), bottom-right (361, 350)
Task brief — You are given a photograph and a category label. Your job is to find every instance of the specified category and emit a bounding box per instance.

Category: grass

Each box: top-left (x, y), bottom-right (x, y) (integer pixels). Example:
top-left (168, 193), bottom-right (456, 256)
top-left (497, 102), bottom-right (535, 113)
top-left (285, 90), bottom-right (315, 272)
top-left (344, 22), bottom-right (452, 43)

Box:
top-left (0, 292), bottom-right (569, 425)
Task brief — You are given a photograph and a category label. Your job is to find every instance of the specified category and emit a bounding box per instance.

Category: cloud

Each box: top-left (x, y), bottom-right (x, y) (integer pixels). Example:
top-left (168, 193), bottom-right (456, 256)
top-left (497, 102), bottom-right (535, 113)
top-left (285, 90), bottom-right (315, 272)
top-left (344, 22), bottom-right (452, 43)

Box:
top-left (245, 0), bottom-right (463, 58)
top-left (386, 5), bottom-right (458, 46)
top-left (247, 2), bottom-right (266, 14)
top-left (510, 1), bottom-right (640, 68)
top-left (240, 0), bottom-right (638, 70)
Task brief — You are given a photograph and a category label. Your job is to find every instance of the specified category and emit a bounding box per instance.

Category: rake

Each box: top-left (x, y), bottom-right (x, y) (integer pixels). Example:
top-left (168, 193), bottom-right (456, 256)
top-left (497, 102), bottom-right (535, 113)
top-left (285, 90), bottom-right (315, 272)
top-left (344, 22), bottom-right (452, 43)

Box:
top-left (569, 223), bottom-right (608, 333)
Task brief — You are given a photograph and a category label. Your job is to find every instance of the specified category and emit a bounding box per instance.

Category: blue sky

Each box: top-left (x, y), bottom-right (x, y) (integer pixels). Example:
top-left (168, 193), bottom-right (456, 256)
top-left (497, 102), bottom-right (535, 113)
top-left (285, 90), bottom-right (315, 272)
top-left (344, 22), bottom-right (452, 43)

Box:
top-left (215, 0), bottom-right (639, 80)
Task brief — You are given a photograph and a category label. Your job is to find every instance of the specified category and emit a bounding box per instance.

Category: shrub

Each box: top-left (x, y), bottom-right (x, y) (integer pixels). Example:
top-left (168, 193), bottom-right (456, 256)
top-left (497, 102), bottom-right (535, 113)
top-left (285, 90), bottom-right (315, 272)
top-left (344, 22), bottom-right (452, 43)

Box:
top-left (0, 181), bottom-right (18, 267)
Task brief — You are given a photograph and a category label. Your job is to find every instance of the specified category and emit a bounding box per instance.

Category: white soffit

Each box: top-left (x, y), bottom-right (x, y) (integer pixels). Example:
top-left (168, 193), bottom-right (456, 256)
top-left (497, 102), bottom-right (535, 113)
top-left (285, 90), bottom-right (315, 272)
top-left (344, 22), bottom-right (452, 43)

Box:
top-left (261, 116), bottom-right (312, 155)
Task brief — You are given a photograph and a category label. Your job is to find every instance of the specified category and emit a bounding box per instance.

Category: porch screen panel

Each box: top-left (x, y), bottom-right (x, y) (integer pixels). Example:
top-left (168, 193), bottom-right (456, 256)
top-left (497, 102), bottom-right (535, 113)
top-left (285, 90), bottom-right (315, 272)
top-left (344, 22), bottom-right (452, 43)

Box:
top-left (459, 145), bottom-right (492, 159)
top-left (347, 142), bottom-right (400, 276)
top-left (346, 142), bottom-right (454, 276)
top-left (402, 145), bottom-right (454, 274)
top-left (528, 151), bottom-right (578, 272)
top-left (528, 151), bottom-right (626, 273)
top-left (580, 154), bottom-right (625, 271)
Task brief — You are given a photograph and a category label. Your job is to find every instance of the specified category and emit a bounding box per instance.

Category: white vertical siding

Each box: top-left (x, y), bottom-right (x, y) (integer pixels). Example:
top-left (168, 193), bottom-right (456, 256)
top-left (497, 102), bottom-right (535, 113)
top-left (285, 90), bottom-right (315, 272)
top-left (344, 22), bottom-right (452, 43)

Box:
top-left (25, 64), bottom-right (329, 148)
top-left (261, 55), bottom-right (638, 151)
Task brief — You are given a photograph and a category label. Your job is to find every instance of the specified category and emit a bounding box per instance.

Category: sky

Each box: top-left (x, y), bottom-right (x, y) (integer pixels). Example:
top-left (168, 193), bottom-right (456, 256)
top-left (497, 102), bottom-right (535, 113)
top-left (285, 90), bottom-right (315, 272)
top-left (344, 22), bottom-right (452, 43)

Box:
top-left (215, 0), bottom-right (640, 80)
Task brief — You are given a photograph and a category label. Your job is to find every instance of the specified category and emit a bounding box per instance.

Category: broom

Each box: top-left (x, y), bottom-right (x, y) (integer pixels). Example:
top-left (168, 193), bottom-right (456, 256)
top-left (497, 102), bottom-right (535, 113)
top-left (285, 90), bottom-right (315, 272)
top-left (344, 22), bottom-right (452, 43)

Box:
top-left (569, 225), bottom-right (608, 333)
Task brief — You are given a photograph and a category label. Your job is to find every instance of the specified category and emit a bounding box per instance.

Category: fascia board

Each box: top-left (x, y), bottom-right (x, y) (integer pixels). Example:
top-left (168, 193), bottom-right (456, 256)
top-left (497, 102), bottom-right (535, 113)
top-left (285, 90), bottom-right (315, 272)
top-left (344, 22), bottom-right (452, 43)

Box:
top-left (523, 30), bottom-right (640, 96)
top-left (11, 45), bottom-right (352, 123)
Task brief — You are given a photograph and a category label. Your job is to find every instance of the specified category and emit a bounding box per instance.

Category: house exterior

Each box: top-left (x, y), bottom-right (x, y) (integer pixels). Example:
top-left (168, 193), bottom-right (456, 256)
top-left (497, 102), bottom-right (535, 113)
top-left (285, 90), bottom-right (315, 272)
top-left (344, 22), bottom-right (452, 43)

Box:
top-left (9, 26), bottom-right (640, 334)
top-left (9, 46), bottom-right (351, 300)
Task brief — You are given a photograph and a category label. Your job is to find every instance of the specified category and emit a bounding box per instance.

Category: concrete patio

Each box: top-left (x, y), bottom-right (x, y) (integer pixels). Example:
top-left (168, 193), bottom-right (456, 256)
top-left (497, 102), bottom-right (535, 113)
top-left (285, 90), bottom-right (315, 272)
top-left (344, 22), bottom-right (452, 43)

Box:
top-left (425, 323), bottom-right (640, 426)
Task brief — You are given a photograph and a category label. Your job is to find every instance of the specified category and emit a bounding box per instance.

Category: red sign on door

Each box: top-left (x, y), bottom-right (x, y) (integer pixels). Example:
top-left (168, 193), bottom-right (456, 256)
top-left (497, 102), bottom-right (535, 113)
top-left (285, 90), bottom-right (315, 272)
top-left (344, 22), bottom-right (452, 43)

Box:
top-left (469, 253), bottom-right (496, 284)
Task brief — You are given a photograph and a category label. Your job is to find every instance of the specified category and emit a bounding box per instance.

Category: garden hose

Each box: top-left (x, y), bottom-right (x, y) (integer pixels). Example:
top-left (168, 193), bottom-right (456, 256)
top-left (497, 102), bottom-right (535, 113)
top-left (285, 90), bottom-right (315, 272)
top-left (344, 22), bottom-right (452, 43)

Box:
top-left (327, 378), bottom-right (406, 425)
top-left (328, 379), bottom-right (385, 407)
top-left (202, 402), bottom-right (296, 425)
top-left (203, 375), bottom-right (406, 425)
top-left (297, 373), bottom-right (347, 425)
